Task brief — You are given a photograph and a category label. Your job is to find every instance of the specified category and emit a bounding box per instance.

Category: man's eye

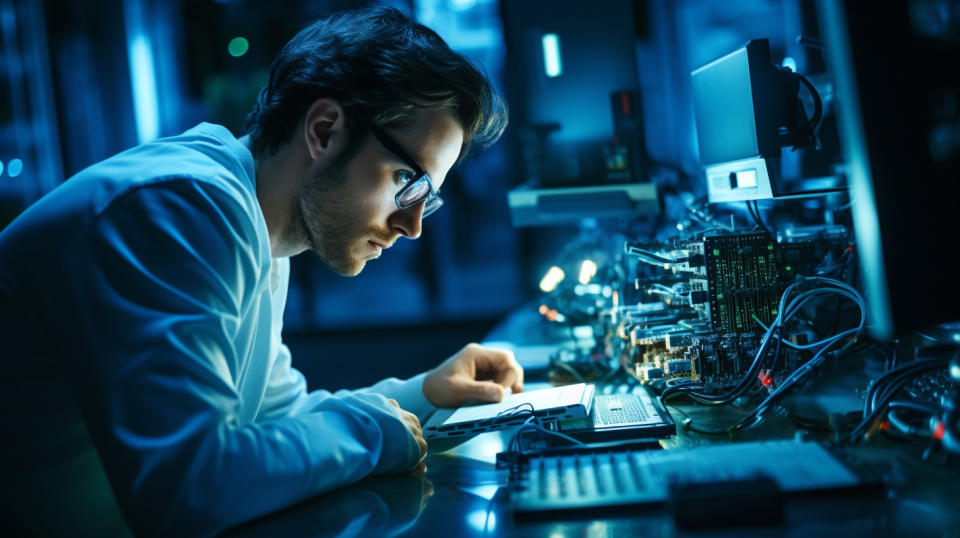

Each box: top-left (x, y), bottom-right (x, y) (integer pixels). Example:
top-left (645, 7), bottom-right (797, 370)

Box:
top-left (395, 170), bottom-right (417, 186)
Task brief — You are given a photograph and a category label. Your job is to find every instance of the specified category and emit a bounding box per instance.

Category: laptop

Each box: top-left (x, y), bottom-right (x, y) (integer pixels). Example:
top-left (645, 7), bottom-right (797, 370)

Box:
top-left (423, 382), bottom-right (674, 442)
top-left (423, 383), bottom-right (595, 440)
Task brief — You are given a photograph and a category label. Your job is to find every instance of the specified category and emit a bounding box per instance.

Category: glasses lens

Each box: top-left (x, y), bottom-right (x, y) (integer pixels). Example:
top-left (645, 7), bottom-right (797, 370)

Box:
top-left (422, 196), bottom-right (444, 218)
top-left (398, 176), bottom-right (432, 208)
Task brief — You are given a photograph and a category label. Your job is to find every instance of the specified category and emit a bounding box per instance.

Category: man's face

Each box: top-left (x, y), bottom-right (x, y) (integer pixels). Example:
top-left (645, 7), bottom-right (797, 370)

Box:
top-left (297, 108), bottom-right (464, 276)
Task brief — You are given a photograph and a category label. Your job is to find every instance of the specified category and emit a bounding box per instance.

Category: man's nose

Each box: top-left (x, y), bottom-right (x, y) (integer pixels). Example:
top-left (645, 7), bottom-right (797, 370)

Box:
top-left (389, 201), bottom-right (424, 239)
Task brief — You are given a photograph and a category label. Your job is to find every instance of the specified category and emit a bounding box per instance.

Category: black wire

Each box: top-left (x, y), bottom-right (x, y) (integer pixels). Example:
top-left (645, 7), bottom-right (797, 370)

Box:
top-left (660, 279), bottom-right (863, 429)
top-left (660, 381), bottom-right (706, 403)
top-left (794, 72), bottom-right (823, 134)
top-left (886, 401), bottom-right (938, 436)
top-left (778, 71), bottom-right (824, 150)
top-left (846, 356), bottom-right (951, 443)
top-left (747, 200), bottom-right (771, 237)
top-left (769, 325), bottom-right (784, 374)
top-left (752, 200), bottom-right (767, 230)
top-left (672, 323), bottom-right (783, 407)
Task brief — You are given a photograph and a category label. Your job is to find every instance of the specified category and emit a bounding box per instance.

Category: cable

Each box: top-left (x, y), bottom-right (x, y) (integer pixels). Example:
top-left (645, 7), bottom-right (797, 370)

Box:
top-left (794, 72), bottom-right (823, 135)
top-left (746, 200), bottom-right (771, 237)
top-left (501, 403), bottom-right (584, 456)
top-left (884, 401), bottom-right (938, 438)
top-left (844, 355), bottom-right (951, 444)
top-left (778, 71), bottom-right (823, 148)
top-left (730, 332), bottom-right (851, 432)
top-left (726, 280), bottom-right (867, 432)
top-left (660, 277), bottom-right (866, 421)
top-left (624, 244), bottom-right (689, 267)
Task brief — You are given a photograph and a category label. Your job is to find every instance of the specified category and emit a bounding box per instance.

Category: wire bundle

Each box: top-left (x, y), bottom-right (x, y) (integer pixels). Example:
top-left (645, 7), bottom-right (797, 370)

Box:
top-left (844, 354), bottom-right (952, 443)
top-left (497, 402), bottom-right (584, 455)
top-left (745, 200), bottom-right (771, 237)
top-left (660, 276), bottom-right (866, 433)
top-left (780, 71), bottom-right (823, 149)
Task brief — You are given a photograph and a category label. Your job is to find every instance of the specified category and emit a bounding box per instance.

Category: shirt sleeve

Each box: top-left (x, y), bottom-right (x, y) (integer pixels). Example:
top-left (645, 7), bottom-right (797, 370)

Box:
top-left (63, 180), bottom-right (420, 536)
top-left (358, 374), bottom-right (436, 422)
top-left (255, 257), bottom-right (437, 423)
top-left (257, 340), bottom-right (436, 423)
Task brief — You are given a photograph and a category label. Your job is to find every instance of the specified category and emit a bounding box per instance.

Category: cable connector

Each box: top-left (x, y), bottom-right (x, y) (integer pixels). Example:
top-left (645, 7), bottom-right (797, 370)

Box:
top-left (933, 420), bottom-right (946, 441)
top-left (758, 370), bottom-right (775, 390)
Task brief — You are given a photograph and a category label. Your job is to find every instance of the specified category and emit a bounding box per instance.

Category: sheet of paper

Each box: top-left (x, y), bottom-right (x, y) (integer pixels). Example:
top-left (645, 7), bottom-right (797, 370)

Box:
top-left (441, 383), bottom-right (586, 426)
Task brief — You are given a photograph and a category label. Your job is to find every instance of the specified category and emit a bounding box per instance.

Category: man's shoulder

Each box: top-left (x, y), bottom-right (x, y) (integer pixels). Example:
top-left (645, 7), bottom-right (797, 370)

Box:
top-left (101, 124), bottom-right (252, 193)
top-left (69, 124), bottom-right (260, 220)
top-left (0, 124), bottom-right (265, 258)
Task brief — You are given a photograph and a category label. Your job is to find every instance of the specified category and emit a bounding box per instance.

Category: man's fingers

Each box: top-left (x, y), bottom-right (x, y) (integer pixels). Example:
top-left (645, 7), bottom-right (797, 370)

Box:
top-left (402, 412), bottom-right (423, 439)
top-left (508, 352), bottom-right (524, 393)
top-left (480, 348), bottom-right (524, 393)
top-left (396, 407), bottom-right (427, 458)
top-left (416, 434), bottom-right (428, 458)
top-left (422, 477), bottom-right (434, 497)
top-left (461, 380), bottom-right (505, 402)
top-left (388, 398), bottom-right (400, 408)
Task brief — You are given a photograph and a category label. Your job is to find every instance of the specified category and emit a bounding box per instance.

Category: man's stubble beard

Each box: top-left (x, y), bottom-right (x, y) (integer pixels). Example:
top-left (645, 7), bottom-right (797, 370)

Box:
top-left (295, 156), bottom-right (367, 277)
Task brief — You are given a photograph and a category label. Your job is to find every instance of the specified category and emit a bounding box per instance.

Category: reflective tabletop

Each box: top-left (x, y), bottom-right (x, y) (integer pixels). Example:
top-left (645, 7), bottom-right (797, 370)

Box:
top-left (224, 424), bottom-right (960, 538)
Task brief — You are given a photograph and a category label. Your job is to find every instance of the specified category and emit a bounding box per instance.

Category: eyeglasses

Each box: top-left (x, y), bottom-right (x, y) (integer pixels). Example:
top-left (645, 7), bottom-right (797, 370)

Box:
top-left (367, 124), bottom-right (444, 218)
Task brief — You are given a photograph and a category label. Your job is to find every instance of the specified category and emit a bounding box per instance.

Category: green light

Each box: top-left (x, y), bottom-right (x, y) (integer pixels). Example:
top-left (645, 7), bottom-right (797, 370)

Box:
top-left (785, 265), bottom-right (792, 271)
top-left (767, 244), bottom-right (774, 250)
top-left (772, 309), bottom-right (778, 315)
top-left (713, 249), bottom-right (720, 256)
top-left (228, 37), bottom-right (249, 57)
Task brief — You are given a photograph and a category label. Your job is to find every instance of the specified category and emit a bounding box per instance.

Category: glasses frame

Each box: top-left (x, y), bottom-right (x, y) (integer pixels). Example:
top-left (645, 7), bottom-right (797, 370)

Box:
top-left (367, 124), bottom-right (444, 218)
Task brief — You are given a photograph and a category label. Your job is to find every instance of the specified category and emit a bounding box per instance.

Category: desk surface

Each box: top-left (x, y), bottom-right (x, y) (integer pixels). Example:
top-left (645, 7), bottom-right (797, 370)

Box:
top-left (225, 389), bottom-right (960, 538)
top-left (227, 309), bottom-right (960, 536)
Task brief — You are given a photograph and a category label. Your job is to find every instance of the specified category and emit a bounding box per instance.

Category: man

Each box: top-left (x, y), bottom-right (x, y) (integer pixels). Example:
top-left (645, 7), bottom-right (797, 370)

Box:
top-left (0, 7), bottom-right (521, 536)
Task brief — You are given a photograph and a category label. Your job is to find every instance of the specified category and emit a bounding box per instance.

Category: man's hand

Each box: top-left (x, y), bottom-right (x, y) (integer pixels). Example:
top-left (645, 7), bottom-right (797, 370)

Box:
top-left (387, 399), bottom-right (428, 473)
top-left (422, 343), bottom-right (524, 408)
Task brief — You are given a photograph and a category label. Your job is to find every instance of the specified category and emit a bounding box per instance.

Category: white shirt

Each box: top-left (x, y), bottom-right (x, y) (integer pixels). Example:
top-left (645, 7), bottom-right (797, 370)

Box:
top-left (0, 123), bottom-right (435, 536)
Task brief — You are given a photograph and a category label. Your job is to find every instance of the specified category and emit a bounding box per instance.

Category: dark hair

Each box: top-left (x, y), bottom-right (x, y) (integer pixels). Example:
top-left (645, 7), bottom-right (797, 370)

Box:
top-left (244, 6), bottom-right (507, 160)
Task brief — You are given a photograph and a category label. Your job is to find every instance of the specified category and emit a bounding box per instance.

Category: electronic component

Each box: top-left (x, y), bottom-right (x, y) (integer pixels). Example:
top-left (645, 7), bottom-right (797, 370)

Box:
top-left (699, 232), bottom-right (815, 333)
top-left (622, 230), bottom-right (841, 387)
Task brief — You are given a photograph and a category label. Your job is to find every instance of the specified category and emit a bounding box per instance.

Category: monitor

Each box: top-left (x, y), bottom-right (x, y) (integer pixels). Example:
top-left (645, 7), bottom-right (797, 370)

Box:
top-left (691, 38), bottom-right (836, 203)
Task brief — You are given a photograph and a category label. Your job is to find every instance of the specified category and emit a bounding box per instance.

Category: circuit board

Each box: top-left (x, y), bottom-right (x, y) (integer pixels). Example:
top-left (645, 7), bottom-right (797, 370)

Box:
top-left (701, 233), bottom-right (815, 334)
top-left (625, 231), bottom-right (839, 386)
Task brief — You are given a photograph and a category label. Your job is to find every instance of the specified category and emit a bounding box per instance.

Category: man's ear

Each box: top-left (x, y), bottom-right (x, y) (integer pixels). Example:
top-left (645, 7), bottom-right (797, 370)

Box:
top-left (303, 98), bottom-right (346, 161)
